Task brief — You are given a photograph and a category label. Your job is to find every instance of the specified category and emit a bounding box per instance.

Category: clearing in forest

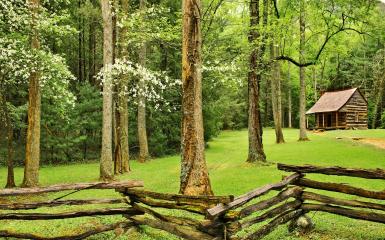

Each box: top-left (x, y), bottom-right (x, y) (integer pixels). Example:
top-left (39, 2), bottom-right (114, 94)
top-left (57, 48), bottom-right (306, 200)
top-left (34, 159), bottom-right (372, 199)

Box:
top-left (1, 129), bottom-right (385, 240)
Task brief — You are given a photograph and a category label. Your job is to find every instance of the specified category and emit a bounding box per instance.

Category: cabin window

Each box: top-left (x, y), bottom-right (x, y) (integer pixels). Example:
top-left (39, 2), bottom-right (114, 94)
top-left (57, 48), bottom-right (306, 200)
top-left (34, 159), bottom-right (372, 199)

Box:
top-left (355, 112), bottom-right (359, 122)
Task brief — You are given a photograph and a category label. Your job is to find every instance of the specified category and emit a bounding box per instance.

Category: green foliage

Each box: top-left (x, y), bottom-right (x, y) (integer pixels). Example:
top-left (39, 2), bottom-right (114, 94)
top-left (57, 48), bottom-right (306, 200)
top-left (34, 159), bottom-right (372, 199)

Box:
top-left (2, 0), bottom-right (385, 166)
top-left (40, 83), bottom-right (102, 164)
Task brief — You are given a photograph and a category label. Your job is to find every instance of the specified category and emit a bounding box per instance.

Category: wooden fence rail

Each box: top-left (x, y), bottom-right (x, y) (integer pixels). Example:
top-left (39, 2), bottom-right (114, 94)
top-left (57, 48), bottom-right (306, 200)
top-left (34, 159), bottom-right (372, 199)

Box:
top-left (1, 164), bottom-right (385, 239)
top-left (278, 163), bottom-right (385, 229)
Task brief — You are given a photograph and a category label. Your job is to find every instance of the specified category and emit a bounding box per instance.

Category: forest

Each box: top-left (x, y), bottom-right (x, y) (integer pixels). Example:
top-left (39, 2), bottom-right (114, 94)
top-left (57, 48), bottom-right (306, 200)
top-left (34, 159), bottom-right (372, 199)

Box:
top-left (1, 0), bottom-right (385, 239)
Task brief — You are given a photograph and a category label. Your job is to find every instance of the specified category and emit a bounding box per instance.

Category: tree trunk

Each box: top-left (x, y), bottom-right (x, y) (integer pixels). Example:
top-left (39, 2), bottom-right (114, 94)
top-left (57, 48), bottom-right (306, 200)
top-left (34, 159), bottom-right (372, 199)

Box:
top-left (114, 103), bottom-right (122, 174)
top-left (88, 11), bottom-right (95, 83)
top-left (270, 44), bottom-right (285, 144)
top-left (180, 0), bottom-right (213, 195)
top-left (372, 79), bottom-right (384, 129)
top-left (287, 62), bottom-right (292, 128)
top-left (78, 0), bottom-right (84, 82)
top-left (247, 0), bottom-right (266, 162)
top-left (6, 117), bottom-right (15, 188)
top-left (22, 0), bottom-right (41, 187)
top-left (100, 0), bottom-right (114, 181)
top-left (312, 66), bottom-right (317, 102)
top-left (1, 93), bottom-right (16, 188)
top-left (119, 0), bottom-right (130, 173)
top-left (89, 0), bottom-right (97, 85)
top-left (298, 0), bottom-right (309, 141)
top-left (120, 93), bottom-right (130, 173)
top-left (137, 0), bottom-right (150, 163)
top-left (112, 0), bottom-right (122, 175)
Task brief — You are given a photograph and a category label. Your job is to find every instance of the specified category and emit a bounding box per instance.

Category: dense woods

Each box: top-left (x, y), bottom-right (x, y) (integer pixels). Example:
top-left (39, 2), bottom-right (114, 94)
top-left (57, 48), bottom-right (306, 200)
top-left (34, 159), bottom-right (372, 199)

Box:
top-left (1, 0), bottom-right (385, 188)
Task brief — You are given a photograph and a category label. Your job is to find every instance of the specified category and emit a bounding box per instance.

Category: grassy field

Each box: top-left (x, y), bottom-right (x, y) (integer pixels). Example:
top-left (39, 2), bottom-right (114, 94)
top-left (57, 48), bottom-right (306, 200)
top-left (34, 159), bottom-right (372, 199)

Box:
top-left (1, 128), bottom-right (385, 239)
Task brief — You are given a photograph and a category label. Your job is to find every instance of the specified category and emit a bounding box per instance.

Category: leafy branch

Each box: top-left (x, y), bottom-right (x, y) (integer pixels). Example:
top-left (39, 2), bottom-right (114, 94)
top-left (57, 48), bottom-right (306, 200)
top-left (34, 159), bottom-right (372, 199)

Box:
top-left (275, 13), bottom-right (365, 67)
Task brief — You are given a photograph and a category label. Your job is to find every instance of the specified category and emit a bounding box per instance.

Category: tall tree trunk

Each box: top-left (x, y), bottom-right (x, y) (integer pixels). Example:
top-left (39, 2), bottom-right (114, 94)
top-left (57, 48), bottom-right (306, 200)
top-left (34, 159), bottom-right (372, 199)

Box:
top-left (6, 116), bottom-right (15, 188)
top-left (247, 0), bottom-right (266, 163)
top-left (89, 0), bottom-right (97, 84)
top-left (114, 103), bottom-right (122, 174)
top-left (298, 0), bottom-right (309, 141)
top-left (270, 44), bottom-right (285, 144)
top-left (372, 77), bottom-right (385, 129)
top-left (100, 0), bottom-right (114, 181)
top-left (263, 78), bottom-right (270, 126)
top-left (78, 0), bottom-right (84, 82)
top-left (22, 0), bottom-right (41, 187)
top-left (313, 66), bottom-right (317, 102)
top-left (82, 14), bottom-right (86, 82)
top-left (137, 0), bottom-right (150, 163)
top-left (112, 0), bottom-right (122, 174)
top-left (288, 62), bottom-right (292, 128)
top-left (119, 92), bottom-right (130, 173)
top-left (1, 93), bottom-right (16, 188)
top-left (180, 0), bottom-right (213, 196)
top-left (88, 14), bottom-right (95, 83)
top-left (120, 0), bottom-right (130, 173)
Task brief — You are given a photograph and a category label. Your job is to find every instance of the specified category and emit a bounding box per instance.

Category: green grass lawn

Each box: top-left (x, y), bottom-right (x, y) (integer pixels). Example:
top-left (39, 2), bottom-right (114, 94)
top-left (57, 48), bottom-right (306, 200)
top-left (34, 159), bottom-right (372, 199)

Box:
top-left (1, 128), bottom-right (385, 239)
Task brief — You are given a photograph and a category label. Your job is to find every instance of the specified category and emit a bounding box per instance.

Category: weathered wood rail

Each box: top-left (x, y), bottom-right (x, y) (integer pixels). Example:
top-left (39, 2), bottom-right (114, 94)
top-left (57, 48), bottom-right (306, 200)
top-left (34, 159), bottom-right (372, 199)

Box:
top-left (278, 163), bottom-right (385, 226)
top-left (0, 180), bottom-right (143, 239)
top-left (1, 164), bottom-right (385, 239)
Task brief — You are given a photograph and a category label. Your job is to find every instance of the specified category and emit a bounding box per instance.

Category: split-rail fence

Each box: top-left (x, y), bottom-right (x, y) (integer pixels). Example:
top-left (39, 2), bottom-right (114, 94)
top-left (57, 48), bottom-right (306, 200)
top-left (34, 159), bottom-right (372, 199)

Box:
top-left (0, 164), bottom-right (384, 239)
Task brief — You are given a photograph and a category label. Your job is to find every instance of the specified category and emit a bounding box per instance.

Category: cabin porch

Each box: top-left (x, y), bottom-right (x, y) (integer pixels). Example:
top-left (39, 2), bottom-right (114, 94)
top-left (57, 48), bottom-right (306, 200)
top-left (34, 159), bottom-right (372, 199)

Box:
top-left (307, 112), bottom-right (347, 130)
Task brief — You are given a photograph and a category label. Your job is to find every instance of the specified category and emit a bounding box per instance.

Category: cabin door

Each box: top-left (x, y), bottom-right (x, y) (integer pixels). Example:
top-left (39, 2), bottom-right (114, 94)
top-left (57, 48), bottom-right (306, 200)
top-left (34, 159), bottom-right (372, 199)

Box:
top-left (326, 113), bottom-right (332, 127)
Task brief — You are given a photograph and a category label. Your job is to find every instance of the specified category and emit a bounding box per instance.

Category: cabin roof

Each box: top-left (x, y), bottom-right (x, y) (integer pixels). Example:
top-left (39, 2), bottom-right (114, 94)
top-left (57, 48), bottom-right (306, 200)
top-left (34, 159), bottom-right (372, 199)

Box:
top-left (306, 88), bottom-right (360, 114)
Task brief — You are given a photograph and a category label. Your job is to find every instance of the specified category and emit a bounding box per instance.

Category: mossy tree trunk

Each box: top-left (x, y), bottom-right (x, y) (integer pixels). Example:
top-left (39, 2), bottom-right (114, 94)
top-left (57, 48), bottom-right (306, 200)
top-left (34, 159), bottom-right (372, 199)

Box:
top-left (287, 62), bottom-right (292, 128)
top-left (271, 44), bottom-right (285, 144)
top-left (22, 0), bottom-right (41, 187)
top-left (247, 0), bottom-right (267, 162)
top-left (6, 115), bottom-right (15, 188)
top-left (100, 0), bottom-right (114, 181)
top-left (137, 0), bottom-right (150, 163)
top-left (180, 0), bottom-right (213, 196)
top-left (298, 0), bottom-right (309, 141)
top-left (119, 0), bottom-right (130, 173)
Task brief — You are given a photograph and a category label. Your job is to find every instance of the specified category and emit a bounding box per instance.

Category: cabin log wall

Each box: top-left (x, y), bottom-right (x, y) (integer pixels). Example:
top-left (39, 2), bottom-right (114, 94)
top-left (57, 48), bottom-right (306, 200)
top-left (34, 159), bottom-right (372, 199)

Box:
top-left (340, 91), bottom-right (368, 129)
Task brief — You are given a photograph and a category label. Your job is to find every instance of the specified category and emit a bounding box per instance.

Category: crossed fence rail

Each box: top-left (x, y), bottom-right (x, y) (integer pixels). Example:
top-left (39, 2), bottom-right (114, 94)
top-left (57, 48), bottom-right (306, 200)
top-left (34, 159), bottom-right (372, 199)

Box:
top-left (0, 164), bottom-right (384, 239)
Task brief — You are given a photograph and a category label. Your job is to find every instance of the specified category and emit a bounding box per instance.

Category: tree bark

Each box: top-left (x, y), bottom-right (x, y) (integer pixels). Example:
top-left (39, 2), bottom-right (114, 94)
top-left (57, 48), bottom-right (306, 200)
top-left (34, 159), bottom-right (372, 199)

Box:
top-left (6, 115), bottom-right (15, 188)
top-left (287, 62), bottom-right (292, 128)
top-left (270, 44), bottom-right (285, 144)
top-left (78, 0), bottom-right (84, 82)
top-left (372, 75), bottom-right (384, 129)
top-left (22, 0), bottom-right (41, 187)
top-left (137, 0), bottom-right (150, 163)
top-left (180, 0), bottom-right (213, 196)
top-left (114, 0), bottom-right (130, 173)
top-left (312, 66), bottom-right (317, 102)
top-left (88, 0), bottom-right (96, 84)
top-left (100, 0), bottom-right (114, 181)
top-left (114, 103), bottom-right (122, 174)
top-left (247, 0), bottom-right (266, 162)
top-left (112, 0), bottom-right (122, 175)
top-left (120, 91), bottom-right (130, 173)
top-left (298, 0), bottom-right (309, 141)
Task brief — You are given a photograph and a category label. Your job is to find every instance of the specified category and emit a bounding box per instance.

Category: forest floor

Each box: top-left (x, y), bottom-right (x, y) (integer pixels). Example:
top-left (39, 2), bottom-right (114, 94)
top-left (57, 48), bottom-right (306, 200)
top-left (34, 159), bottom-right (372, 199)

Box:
top-left (1, 128), bottom-right (385, 240)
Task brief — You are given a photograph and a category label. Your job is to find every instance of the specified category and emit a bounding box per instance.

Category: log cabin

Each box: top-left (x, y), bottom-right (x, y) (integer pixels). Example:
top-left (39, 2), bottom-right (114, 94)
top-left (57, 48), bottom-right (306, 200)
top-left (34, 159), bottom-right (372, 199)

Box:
top-left (306, 88), bottom-right (368, 130)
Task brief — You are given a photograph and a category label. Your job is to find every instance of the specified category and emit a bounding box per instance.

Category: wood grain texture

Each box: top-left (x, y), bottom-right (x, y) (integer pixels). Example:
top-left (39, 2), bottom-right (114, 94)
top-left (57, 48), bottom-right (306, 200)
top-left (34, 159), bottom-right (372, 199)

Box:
top-left (207, 173), bottom-right (301, 218)
top-left (278, 163), bottom-right (385, 179)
